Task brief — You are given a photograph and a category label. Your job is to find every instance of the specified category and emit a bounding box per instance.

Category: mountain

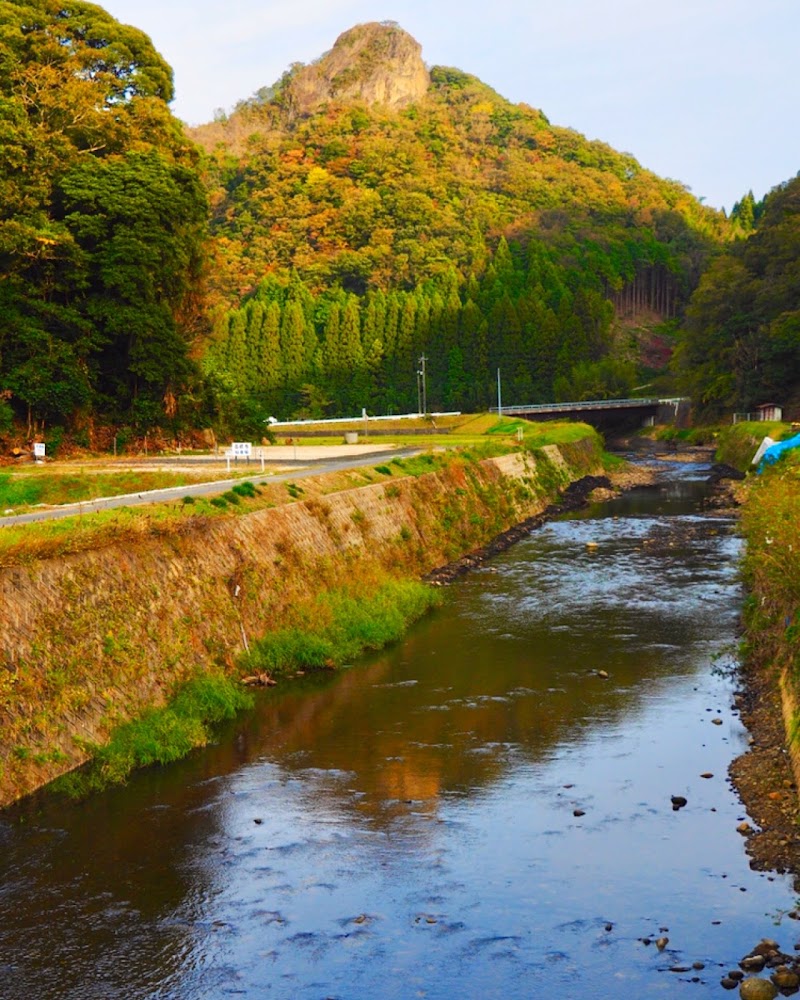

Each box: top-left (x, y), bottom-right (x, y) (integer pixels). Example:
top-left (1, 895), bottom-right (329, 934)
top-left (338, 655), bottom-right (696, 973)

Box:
top-left (191, 22), bottom-right (731, 423)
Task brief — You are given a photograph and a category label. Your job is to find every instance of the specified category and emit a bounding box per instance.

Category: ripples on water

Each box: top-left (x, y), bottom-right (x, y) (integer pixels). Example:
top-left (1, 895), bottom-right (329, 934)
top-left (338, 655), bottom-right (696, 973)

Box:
top-left (0, 462), bottom-right (793, 999)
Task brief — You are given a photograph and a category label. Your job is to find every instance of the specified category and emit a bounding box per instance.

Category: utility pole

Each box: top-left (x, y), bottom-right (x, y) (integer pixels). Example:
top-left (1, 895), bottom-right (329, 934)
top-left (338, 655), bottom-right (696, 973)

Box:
top-left (497, 368), bottom-right (502, 416)
top-left (417, 355), bottom-right (428, 416)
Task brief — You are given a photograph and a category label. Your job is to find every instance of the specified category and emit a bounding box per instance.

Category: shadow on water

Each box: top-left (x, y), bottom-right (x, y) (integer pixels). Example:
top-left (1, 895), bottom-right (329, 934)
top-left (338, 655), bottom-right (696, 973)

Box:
top-left (0, 461), bottom-right (792, 999)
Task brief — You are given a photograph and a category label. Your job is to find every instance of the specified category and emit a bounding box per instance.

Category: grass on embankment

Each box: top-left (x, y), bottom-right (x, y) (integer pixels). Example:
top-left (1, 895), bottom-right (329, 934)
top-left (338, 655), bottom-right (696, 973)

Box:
top-left (241, 579), bottom-right (442, 679)
top-left (739, 454), bottom-right (800, 704)
top-left (262, 413), bottom-right (597, 450)
top-left (0, 420), bottom-right (603, 567)
top-left (715, 421), bottom-right (797, 471)
top-left (0, 468), bottom-right (241, 513)
top-left (53, 674), bottom-right (254, 797)
top-left (53, 579), bottom-right (441, 797)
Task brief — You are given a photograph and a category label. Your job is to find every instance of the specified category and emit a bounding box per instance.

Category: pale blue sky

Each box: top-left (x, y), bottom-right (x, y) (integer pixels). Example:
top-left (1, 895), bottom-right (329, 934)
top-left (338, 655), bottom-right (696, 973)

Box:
top-left (103, 0), bottom-right (799, 211)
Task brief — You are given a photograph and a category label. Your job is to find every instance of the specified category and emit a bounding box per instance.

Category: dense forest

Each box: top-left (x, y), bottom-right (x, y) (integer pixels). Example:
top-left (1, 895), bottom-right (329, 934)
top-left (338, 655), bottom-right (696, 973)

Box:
top-left (0, 10), bottom-right (794, 440)
top-left (0, 0), bottom-right (207, 438)
top-left (675, 176), bottom-right (800, 418)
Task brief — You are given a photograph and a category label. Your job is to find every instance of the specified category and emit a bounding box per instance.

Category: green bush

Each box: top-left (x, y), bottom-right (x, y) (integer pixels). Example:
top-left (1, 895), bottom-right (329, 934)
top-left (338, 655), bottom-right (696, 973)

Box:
top-left (232, 481), bottom-right (258, 497)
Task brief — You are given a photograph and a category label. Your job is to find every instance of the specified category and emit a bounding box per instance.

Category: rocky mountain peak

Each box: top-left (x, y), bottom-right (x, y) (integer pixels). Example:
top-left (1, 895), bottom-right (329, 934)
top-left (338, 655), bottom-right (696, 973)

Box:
top-left (285, 22), bottom-right (430, 113)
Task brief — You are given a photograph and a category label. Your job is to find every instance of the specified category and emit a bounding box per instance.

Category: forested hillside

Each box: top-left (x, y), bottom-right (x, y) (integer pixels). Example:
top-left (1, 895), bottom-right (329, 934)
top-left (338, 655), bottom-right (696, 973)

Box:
top-left (195, 22), bottom-right (730, 422)
top-left (1, 12), bottom-right (742, 437)
top-left (673, 175), bottom-right (800, 418)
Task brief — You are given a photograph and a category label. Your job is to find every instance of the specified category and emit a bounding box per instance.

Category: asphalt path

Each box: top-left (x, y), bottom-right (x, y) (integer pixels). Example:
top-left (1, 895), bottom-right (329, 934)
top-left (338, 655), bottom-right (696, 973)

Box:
top-left (0, 447), bottom-right (423, 528)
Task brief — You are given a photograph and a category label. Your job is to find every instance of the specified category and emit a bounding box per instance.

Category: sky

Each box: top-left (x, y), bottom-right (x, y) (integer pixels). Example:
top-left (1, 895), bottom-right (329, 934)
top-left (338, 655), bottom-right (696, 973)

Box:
top-left (101, 0), bottom-right (800, 212)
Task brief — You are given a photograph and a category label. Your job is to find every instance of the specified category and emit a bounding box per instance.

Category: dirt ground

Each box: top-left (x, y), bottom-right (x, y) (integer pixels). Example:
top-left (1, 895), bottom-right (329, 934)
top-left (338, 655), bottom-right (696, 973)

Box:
top-left (730, 665), bottom-right (800, 891)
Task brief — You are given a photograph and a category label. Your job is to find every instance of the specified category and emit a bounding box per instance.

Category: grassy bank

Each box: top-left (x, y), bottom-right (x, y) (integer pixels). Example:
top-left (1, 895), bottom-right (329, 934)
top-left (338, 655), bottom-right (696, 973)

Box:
top-left (715, 421), bottom-right (796, 471)
top-left (264, 412), bottom-right (596, 450)
top-left (53, 674), bottom-right (254, 797)
top-left (242, 579), bottom-right (442, 679)
top-left (52, 578), bottom-right (441, 796)
top-left (0, 468), bottom-right (238, 512)
top-left (739, 453), bottom-right (800, 730)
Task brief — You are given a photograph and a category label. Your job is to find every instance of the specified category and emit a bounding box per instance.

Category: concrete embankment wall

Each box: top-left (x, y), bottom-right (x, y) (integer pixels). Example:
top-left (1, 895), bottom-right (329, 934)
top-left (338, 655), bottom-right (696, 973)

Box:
top-left (0, 440), bottom-right (602, 807)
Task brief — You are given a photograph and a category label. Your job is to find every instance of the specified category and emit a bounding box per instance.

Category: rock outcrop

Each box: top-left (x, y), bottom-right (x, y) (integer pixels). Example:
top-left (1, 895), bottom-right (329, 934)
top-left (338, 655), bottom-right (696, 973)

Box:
top-left (285, 22), bottom-right (430, 113)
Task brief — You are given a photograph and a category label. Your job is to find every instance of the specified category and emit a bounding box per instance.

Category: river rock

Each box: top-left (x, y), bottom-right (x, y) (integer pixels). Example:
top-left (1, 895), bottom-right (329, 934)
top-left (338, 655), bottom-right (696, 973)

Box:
top-left (721, 978), bottom-right (738, 990)
top-left (756, 939), bottom-right (780, 953)
top-left (671, 795), bottom-right (688, 810)
top-left (656, 937), bottom-right (669, 950)
top-left (771, 968), bottom-right (800, 991)
top-left (712, 717), bottom-right (724, 725)
top-left (738, 978), bottom-right (778, 1000)
top-left (596, 670), bottom-right (609, 679)
top-left (737, 821), bottom-right (754, 835)
top-left (741, 956), bottom-right (767, 972)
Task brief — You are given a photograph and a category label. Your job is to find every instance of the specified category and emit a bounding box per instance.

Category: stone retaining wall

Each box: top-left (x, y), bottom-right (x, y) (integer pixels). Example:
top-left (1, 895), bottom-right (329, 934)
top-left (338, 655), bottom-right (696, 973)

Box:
top-left (0, 441), bottom-right (602, 807)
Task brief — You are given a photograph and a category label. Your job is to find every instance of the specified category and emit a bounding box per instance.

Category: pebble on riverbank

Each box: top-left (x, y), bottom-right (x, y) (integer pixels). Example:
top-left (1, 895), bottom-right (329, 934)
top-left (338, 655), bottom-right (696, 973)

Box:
top-left (722, 940), bottom-right (800, 998)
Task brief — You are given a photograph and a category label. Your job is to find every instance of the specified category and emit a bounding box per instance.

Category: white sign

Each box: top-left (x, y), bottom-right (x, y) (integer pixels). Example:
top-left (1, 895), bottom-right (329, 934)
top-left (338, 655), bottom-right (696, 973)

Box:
top-left (231, 441), bottom-right (252, 458)
top-left (33, 442), bottom-right (46, 458)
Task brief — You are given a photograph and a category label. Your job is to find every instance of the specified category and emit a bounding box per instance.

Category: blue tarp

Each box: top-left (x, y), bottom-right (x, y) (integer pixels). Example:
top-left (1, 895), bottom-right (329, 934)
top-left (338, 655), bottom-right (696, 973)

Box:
top-left (758, 431), bottom-right (800, 472)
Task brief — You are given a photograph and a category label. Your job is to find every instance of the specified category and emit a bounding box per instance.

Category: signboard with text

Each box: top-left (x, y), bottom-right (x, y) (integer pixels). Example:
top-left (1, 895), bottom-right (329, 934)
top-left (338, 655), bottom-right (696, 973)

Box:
top-left (33, 442), bottom-right (46, 458)
top-left (231, 442), bottom-right (252, 458)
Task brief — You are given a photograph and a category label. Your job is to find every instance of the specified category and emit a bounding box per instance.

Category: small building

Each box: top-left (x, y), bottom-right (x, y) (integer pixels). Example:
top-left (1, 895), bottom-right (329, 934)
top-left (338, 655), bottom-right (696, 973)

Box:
top-left (756, 403), bottom-right (783, 422)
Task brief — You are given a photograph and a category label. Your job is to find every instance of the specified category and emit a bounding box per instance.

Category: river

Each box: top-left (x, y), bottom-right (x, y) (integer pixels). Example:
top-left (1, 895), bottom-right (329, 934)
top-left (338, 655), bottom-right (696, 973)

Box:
top-left (0, 460), bottom-right (795, 998)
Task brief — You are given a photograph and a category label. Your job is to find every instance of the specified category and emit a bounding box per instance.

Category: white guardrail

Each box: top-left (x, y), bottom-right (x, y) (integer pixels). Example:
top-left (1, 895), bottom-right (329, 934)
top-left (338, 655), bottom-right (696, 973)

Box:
top-left (265, 410), bottom-right (462, 428)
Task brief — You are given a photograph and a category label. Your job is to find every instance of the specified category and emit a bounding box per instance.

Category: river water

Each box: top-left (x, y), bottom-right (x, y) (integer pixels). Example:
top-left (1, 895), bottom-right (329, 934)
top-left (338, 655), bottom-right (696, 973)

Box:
top-left (1, 461), bottom-right (796, 999)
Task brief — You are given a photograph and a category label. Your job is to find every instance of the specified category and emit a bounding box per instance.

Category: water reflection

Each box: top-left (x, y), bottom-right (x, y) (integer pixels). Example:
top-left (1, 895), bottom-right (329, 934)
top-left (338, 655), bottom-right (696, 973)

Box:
top-left (1, 464), bottom-right (791, 1000)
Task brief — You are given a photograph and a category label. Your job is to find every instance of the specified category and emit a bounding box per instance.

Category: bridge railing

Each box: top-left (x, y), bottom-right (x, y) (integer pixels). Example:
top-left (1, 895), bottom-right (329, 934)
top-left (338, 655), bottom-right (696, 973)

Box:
top-left (499, 397), bottom-right (687, 415)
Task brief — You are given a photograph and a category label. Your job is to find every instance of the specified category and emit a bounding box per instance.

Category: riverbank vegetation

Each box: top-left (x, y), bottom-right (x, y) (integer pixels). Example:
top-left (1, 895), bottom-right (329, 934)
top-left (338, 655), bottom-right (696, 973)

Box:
top-left (55, 577), bottom-right (441, 795)
top-left (53, 674), bottom-right (254, 797)
top-left (739, 452), bottom-right (800, 738)
top-left (242, 579), bottom-right (442, 679)
top-left (714, 421), bottom-right (797, 471)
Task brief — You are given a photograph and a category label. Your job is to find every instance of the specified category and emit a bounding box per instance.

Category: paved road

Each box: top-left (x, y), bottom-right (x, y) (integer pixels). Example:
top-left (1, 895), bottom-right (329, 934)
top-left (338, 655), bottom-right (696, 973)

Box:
top-left (0, 448), bottom-right (423, 528)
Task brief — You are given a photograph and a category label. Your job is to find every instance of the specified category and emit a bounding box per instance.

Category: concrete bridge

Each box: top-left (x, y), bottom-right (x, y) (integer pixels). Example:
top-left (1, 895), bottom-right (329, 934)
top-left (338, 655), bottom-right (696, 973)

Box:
top-left (500, 397), bottom-right (690, 431)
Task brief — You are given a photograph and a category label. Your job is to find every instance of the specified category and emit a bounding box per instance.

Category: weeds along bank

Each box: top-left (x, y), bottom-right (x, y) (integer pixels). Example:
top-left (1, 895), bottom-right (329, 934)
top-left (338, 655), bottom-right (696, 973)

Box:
top-left (0, 438), bottom-right (603, 807)
top-left (738, 456), bottom-right (800, 781)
